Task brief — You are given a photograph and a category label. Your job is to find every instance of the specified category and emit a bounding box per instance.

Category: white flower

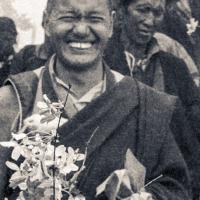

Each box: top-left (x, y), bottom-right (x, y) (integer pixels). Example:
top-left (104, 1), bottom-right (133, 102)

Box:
top-left (24, 114), bottom-right (67, 132)
top-left (0, 141), bottom-right (17, 147)
top-left (129, 192), bottom-right (153, 200)
top-left (2, 94), bottom-right (86, 200)
top-left (186, 17), bottom-right (199, 35)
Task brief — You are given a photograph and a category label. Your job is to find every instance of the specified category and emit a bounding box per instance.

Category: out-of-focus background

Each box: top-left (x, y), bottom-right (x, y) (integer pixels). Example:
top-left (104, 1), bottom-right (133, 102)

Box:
top-left (0, 0), bottom-right (47, 51)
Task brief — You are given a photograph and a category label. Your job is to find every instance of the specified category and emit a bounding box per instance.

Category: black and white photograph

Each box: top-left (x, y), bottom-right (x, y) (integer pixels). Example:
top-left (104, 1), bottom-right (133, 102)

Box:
top-left (0, 0), bottom-right (200, 199)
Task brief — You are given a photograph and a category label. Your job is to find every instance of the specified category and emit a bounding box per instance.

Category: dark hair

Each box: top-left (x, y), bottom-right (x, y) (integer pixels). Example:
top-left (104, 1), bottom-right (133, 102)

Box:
top-left (121, 0), bottom-right (177, 8)
top-left (0, 17), bottom-right (17, 36)
top-left (120, 0), bottom-right (137, 9)
top-left (46, 0), bottom-right (113, 15)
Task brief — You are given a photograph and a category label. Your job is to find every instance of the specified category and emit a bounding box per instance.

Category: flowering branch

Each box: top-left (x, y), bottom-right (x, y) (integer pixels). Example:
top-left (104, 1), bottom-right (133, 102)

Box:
top-left (0, 94), bottom-right (87, 200)
top-left (53, 85), bottom-right (71, 200)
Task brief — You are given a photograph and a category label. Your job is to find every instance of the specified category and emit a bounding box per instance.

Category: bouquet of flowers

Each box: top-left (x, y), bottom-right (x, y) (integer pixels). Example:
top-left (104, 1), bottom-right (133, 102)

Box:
top-left (0, 95), bottom-right (86, 200)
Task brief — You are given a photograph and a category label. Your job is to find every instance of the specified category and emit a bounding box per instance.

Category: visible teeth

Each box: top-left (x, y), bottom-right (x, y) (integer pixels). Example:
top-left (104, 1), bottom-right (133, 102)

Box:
top-left (70, 42), bottom-right (92, 49)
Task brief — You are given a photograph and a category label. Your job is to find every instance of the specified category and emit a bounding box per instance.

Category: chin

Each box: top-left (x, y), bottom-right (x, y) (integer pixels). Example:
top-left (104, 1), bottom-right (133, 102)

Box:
top-left (134, 37), bottom-right (151, 47)
top-left (58, 54), bottom-right (100, 72)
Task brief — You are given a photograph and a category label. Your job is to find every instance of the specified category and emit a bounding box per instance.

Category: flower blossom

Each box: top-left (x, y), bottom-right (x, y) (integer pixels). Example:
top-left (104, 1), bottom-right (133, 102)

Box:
top-left (186, 17), bottom-right (199, 35)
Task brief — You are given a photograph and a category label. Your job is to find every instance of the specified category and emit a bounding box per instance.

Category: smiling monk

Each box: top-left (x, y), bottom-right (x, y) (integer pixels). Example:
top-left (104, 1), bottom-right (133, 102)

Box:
top-left (0, 0), bottom-right (192, 199)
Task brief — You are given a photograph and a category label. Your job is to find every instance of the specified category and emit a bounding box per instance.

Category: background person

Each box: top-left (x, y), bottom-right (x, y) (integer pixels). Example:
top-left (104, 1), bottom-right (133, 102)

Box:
top-left (10, 36), bottom-right (53, 74)
top-left (0, 17), bottom-right (17, 86)
top-left (161, 0), bottom-right (200, 72)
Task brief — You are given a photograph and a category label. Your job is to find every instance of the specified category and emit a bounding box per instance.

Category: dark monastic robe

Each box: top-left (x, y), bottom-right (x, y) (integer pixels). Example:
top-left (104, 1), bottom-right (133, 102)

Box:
top-left (0, 66), bottom-right (191, 199)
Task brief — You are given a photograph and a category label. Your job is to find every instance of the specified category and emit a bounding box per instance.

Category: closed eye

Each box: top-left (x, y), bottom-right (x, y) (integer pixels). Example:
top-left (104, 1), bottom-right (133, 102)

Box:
top-left (136, 6), bottom-right (151, 14)
top-left (58, 15), bottom-right (78, 22)
top-left (86, 14), bottom-right (105, 23)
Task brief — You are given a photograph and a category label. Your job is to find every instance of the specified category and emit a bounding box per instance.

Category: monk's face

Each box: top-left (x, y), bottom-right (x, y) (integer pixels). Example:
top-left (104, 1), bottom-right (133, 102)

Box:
top-left (124, 0), bottom-right (166, 46)
top-left (44, 0), bottom-right (114, 71)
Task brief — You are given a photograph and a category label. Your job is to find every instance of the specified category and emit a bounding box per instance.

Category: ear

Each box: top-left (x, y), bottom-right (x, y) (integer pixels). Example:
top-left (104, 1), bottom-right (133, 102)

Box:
top-left (43, 10), bottom-right (51, 37)
top-left (109, 10), bottom-right (116, 38)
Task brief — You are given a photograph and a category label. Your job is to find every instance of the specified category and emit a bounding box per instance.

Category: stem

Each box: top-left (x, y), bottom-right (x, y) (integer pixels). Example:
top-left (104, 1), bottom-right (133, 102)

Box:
top-left (53, 85), bottom-right (71, 200)
top-left (18, 124), bottom-right (29, 134)
top-left (70, 127), bottom-right (99, 185)
top-left (144, 174), bottom-right (163, 188)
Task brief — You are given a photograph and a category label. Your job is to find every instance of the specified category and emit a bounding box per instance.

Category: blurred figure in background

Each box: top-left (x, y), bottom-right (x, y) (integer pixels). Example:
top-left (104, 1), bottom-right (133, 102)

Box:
top-left (10, 35), bottom-right (54, 74)
top-left (188, 0), bottom-right (200, 72)
top-left (0, 17), bottom-right (17, 86)
top-left (10, 16), bottom-right (54, 75)
top-left (161, 0), bottom-right (200, 72)
top-left (108, 0), bottom-right (200, 85)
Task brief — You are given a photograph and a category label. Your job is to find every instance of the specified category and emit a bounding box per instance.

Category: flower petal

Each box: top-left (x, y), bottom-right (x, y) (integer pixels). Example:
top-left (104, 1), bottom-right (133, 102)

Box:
top-left (18, 182), bottom-right (27, 191)
top-left (37, 101), bottom-right (48, 110)
top-left (0, 141), bottom-right (17, 147)
top-left (76, 154), bottom-right (85, 161)
top-left (68, 147), bottom-right (75, 155)
top-left (11, 146), bottom-right (22, 161)
top-left (12, 133), bottom-right (27, 141)
top-left (6, 161), bottom-right (19, 171)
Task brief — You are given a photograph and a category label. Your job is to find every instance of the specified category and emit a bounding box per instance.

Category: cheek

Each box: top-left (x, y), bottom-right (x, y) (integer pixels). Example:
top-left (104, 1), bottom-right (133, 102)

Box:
top-left (50, 23), bottom-right (73, 39)
top-left (127, 12), bottom-right (142, 27)
top-left (91, 24), bottom-right (113, 41)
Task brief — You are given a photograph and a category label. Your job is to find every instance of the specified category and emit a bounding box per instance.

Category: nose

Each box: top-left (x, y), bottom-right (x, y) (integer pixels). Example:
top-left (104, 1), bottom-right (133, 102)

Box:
top-left (143, 12), bottom-right (155, 28)
top-left (73, 22), bottom-right (90, 37)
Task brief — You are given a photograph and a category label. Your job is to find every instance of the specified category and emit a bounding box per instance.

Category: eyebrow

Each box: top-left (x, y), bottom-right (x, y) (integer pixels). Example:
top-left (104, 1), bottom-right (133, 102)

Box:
top-left (87, 11), bottom-right (106, 16)
top-left (56, 9), bottom-right (107, 18)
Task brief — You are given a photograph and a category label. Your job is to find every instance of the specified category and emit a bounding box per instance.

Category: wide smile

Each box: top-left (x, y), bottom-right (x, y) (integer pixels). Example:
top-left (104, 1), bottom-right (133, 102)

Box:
top-left (68, 42), bottom-right (93, 50)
